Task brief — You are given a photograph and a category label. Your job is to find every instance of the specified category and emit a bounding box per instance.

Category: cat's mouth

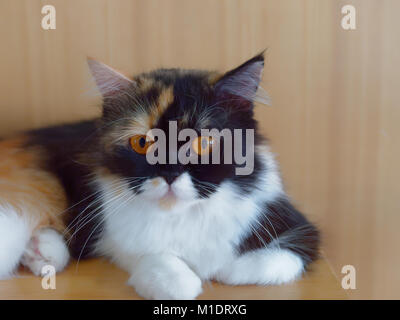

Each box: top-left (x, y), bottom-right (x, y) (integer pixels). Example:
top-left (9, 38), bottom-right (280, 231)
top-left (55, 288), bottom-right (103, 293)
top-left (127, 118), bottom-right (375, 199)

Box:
top-left (143, 174), bottom-right (199, 210)
top-left (158, 186), bottom-right (177, 210)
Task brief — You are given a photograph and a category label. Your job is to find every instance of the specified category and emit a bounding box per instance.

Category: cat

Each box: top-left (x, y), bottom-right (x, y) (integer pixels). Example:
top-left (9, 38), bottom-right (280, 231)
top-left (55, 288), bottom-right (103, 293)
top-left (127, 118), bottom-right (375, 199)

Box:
top-left (0, 53), bottom-right (319, 299)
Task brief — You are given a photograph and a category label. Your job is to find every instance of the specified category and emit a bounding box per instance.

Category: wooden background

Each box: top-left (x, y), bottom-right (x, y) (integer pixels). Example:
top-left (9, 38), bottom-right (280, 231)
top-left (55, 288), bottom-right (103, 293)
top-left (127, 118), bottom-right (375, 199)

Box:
top-left (0, 0), bottom-right (399, 299)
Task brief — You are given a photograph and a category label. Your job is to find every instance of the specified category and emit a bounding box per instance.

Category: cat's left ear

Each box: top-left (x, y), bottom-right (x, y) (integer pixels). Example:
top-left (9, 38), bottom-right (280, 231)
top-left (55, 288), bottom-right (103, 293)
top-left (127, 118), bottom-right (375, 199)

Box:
top-left (214, 52), bottom-right (269, 108)
top-left (87, 58), bottom-right (135, 98)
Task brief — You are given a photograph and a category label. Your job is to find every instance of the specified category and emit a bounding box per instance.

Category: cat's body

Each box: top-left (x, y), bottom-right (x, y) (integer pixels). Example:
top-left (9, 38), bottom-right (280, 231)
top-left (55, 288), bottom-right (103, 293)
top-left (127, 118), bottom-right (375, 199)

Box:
top-left (0, 54), bottom-right (319, 299)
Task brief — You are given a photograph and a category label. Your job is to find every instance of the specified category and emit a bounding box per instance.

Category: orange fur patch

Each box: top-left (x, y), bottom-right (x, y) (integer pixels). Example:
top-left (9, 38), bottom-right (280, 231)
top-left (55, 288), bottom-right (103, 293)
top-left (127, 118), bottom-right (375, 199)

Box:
top-left (148, 86), bottom-right (174, 128)
top-left (151, 177), bottom-right (162, 187)
top-left (208, 71), bottom-right (223, 85)
top-left (136, 76), bottom-right (155, 92)
top-left (0, 136), bottom-right (67, 232)
top-left (105, 86), bottom-right (175, 148)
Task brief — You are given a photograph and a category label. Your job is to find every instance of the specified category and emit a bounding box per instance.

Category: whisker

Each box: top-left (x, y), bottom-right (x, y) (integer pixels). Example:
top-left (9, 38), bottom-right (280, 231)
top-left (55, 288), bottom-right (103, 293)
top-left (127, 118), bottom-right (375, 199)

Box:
top-left (63, 179), bottom-right (135, 235)
top-left (67, 181), bottom-right (145, 243)
top-left (74, 188), bottom-right (138, 271)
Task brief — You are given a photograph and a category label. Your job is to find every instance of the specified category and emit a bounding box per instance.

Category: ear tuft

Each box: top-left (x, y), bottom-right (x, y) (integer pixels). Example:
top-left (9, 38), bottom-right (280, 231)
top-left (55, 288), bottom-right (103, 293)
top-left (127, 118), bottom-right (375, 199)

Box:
top-left (87, 58), bottom-right (134, 98)
top-left (215, 51), bottom-right (269, 107)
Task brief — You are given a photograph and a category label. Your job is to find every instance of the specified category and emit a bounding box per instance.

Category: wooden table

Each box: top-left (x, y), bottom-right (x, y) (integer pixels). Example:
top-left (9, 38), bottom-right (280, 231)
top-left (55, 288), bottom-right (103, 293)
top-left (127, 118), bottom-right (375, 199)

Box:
top-left (0, 258), bottom-right (347, 299)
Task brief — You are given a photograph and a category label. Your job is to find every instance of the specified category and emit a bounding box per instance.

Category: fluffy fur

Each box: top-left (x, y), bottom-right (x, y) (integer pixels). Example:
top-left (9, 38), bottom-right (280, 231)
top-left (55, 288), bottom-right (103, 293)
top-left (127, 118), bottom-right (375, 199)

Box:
top-left (0, 206), bottom-right (32, 279)
top-left (0, 53), bottom-right (319, 299)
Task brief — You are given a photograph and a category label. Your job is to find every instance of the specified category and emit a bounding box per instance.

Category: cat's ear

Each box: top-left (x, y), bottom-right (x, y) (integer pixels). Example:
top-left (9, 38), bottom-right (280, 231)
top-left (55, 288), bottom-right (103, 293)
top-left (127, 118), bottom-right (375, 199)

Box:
top-left (214, 52), bottom-right (269, 108)
top-left (87, 58), bottom-right (135, 98)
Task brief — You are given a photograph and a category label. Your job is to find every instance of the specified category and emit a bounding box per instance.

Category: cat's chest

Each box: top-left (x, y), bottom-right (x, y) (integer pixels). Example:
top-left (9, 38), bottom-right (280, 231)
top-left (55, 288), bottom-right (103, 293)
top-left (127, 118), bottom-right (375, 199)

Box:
top-left (99, 194), bottom-right (257, 275)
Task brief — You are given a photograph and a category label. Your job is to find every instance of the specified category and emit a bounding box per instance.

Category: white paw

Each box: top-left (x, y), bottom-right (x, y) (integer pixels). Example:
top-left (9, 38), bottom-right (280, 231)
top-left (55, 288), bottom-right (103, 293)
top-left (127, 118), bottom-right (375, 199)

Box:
top-left (216, 248), bottom-right (304, 286)
top-left (128, 255), bottom-right (202, 300)
top-left (21, 228), bottom-right (70, 276)
top-left (261, 249), bottom-right (304, 285)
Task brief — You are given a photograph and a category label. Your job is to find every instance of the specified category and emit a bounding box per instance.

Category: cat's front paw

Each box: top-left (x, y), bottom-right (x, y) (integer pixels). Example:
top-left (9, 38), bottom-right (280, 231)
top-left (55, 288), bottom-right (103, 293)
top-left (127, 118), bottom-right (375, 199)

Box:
top-left (131, 270), bottom-right (202, 300)
top-left (261, 249), bottom-right (304, 284)
top-left (216, 248), bottom-right (304, 286)
top-left (21, 228), bottom-right (70, 276)
top-left (128, 255), bottom-right (202, 300)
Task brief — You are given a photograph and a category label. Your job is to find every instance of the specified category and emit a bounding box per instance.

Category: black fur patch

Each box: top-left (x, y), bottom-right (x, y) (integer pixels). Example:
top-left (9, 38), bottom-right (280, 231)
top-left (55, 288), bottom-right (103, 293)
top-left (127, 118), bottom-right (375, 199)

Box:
top-left (26, 120), bottom-right (103, 259)
top-left (237, 197), bottom-right (320, 265)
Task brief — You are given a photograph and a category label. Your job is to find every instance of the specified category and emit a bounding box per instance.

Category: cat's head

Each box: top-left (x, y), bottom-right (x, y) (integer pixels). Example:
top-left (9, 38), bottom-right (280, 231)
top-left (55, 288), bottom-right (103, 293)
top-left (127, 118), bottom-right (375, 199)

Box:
top-left (88, 54), bottom-right (269, 211)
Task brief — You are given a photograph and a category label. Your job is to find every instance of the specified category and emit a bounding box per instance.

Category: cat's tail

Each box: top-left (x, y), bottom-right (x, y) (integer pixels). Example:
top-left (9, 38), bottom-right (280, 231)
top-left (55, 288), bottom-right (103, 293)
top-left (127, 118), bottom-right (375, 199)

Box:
top-left (0, 205), bottom-right (33, 279)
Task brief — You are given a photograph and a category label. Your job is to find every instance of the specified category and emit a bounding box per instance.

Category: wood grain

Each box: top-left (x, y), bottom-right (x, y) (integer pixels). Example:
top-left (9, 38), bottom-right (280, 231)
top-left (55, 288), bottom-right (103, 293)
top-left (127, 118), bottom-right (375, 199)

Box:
top-left (0, 0), bottom-right (399, 298)
top-left (0, 258), bottom-right (346, 300)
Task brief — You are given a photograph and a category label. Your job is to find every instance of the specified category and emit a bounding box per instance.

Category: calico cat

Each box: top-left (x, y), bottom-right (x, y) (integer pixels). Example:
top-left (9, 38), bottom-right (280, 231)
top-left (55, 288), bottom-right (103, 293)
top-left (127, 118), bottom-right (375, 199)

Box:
top-left (0, 53), bottom-right (319, 299)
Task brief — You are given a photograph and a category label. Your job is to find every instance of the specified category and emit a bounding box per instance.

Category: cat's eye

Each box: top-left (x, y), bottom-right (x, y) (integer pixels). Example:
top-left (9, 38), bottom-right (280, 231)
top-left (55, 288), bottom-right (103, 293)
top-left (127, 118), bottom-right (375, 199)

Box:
top-left (192, 136), bottom-right (215, 156)
top-left (130, 135), bottom-right (153, 154)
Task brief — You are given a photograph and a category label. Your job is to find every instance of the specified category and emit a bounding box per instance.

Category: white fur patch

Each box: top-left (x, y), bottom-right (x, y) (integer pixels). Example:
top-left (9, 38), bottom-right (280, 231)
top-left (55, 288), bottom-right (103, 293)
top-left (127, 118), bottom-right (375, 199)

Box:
top-left (0, 206), bottom-right (32, 279)
top-left (21, 228), bottom-right (70, 276)
top-left (139, 172), bottom-right (199, 211)
top-left (215, 248), bottom-right (304, 285)
top-left (128, 254), bottom-right (202, 300)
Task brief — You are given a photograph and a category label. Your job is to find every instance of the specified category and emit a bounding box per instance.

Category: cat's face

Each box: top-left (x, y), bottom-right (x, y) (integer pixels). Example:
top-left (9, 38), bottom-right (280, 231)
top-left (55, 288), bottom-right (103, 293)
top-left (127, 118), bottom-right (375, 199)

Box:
top-left (88, 54), bottom-right (268, 211)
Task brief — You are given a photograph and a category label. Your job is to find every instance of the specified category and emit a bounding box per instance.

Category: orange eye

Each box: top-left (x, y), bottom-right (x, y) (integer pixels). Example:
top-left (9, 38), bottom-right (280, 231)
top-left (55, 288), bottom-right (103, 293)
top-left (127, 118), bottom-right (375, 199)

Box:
top-left (129, 135), bottom-right (153, 154)
top-left (192, 136), bottom-right (215, 156)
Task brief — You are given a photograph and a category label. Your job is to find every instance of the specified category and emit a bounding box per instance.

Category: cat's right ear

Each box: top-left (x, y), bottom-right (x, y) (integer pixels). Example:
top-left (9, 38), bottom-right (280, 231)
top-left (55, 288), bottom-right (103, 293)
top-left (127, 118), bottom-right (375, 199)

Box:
top-left (87, 58), bottom-right (135, 98)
